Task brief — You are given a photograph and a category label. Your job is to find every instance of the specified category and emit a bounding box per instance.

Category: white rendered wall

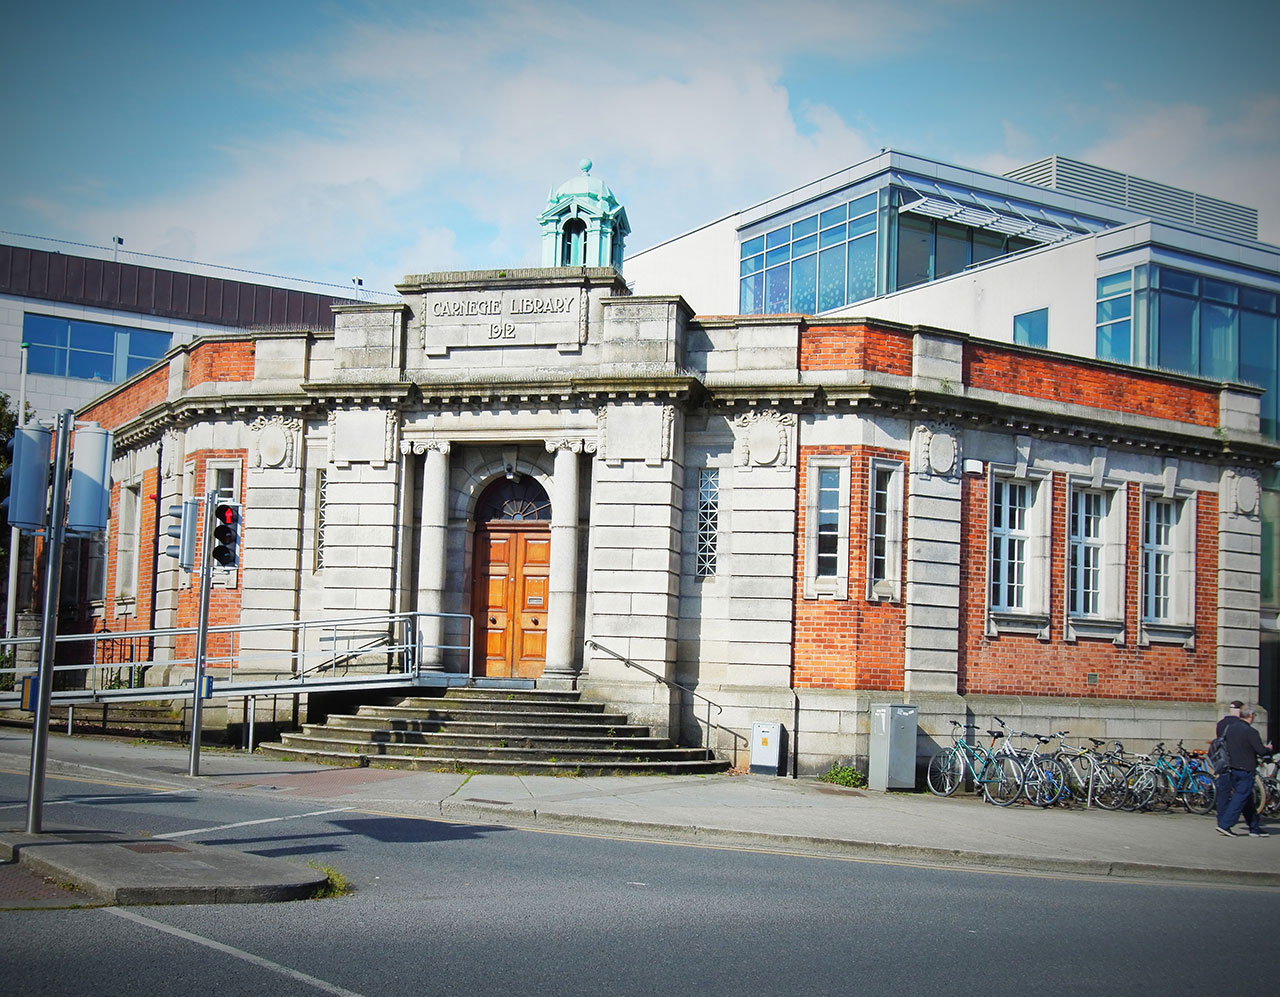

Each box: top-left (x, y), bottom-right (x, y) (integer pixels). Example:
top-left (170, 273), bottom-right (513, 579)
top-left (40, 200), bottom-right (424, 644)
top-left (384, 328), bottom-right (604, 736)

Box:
top-left (624, 216), bottom-right (741, 315)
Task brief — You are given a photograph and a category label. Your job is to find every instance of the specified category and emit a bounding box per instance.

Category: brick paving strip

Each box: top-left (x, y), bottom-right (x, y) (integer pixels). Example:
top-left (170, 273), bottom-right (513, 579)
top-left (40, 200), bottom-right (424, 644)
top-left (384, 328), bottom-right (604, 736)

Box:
top-left (0, 860), bottom-right (92, 909)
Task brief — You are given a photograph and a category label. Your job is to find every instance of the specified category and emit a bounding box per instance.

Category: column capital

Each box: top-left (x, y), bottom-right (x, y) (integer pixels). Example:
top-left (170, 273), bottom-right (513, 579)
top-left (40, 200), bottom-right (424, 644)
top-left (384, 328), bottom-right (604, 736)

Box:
top-left (400, 439), bottom-right (451, 455)
top-left (545, 437), bottom-right (597, 454)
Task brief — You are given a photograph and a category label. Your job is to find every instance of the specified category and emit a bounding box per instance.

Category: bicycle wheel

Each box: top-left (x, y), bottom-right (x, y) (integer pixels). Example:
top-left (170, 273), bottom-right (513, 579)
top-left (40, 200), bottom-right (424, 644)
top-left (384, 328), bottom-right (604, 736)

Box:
top-left (1181, 770), bottom-right (1216, 815)
top-left (1147, 768), bottom-right (1176, 812)
top-left (1123, 763), bottom-right (1158, 811)
top-left (1092, 761), bottom-right (1130, 810)
top-left (927, 747), bottom-right (964, 797)
top-left (1027, 756), bottom-right (1070, 807)
top-left (1264, 779), bottom-right (1280, 816)
top-left (981, 754), bottom-right (1022, 807)
top-left (1254, 774), bottom-right (1267, 815)
top-left (1054, 753), bottom-right (1088, 802)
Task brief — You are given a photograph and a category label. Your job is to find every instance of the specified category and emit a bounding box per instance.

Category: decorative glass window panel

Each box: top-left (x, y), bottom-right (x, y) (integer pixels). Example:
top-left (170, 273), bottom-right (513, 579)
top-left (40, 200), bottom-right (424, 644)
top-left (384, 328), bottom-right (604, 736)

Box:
top-left (696, 470), bottom-right (719, 577)
top-left (765, 265), bottom-right (790, 313)
top-left (848, 235), bottom-right (876, 303)
top-left (817, 245), bottom-right (846, 312)
top-left (790, 253), bottom-right (817, 314)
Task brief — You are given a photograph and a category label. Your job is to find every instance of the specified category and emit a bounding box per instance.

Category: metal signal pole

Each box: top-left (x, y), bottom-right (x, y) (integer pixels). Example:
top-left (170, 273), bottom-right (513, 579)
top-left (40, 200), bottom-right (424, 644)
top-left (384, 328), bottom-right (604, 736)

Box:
top-left (188, 490), bottom-right (215, 777)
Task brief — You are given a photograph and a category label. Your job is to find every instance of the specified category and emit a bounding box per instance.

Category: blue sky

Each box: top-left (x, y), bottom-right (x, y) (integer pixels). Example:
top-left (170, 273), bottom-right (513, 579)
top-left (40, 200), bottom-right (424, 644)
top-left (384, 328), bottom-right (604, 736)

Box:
top-left (3, 0), bottom-right (1277, 293)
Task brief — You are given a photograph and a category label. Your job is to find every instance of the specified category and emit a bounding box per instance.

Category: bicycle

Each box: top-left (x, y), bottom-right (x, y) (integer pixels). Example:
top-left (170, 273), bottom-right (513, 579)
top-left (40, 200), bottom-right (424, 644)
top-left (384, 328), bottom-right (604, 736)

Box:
top-left (926, 720), bottom-right (1021, 805)
top-left (1052, 734), bottom-right (1129, 809)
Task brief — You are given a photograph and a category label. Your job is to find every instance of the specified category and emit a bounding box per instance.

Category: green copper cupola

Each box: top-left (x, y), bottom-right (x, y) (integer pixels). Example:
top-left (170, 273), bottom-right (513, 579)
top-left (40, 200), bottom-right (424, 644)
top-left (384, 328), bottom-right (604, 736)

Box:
top-left (539, 159), bottom-right (630, 271)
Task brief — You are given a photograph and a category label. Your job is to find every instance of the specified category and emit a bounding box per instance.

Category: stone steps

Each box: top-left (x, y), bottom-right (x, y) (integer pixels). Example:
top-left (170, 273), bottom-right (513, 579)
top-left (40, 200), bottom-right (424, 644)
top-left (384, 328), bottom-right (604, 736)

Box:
top-left (256, 687), bottom-right (729, 776)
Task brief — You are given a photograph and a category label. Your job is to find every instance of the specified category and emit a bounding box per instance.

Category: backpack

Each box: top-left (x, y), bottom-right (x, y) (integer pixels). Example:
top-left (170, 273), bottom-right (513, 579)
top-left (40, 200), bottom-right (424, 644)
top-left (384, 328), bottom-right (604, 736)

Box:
top-left (1207, 735), bottom-right (1231, 773)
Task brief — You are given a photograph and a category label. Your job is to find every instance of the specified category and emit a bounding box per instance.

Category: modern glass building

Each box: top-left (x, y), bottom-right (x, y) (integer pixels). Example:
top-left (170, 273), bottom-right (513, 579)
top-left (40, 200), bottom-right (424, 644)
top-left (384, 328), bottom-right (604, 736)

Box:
top-left (625, 149), bottom-right (1280, 738)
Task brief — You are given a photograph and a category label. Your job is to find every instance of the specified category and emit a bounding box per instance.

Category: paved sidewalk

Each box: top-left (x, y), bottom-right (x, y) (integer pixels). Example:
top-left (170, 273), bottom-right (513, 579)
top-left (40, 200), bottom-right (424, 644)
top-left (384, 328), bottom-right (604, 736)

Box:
top-left (2, 731), bottom-right (1277, 906)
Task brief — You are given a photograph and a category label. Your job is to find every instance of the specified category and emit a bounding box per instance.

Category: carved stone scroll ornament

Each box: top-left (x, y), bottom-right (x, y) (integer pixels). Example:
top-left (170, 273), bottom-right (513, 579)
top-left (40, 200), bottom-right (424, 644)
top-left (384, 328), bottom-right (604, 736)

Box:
top-left (399, 439), bottom-right (452, 455)
top-left (161, 429), bottom-right (182, 479)
top-left (1232, 469), bottom-right (1261, 516)
top-left (251, 416), bottom-right (301, 470)
top-left (734, 410), bottom-right (797, 468)
top-left (544, 438), bottom-right (598, 454)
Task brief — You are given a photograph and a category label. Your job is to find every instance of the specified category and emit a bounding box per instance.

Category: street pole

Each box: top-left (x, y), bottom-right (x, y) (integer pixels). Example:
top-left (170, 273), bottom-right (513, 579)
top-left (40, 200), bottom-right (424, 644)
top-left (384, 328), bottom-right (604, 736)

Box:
top-left (188, 490), bottom-right (215, 777)
top-left (26, 409), bottom-right (72, 834)
top-left (6, 341), bottom-right (29, 639)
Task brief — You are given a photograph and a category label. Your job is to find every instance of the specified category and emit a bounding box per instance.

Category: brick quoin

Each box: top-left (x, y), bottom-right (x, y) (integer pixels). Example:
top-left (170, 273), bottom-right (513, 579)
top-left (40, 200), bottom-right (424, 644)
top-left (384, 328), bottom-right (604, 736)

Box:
top-left (793, 443), bottom-right (908, 691)
top-left (959, 475), bottom-right (1218, 702)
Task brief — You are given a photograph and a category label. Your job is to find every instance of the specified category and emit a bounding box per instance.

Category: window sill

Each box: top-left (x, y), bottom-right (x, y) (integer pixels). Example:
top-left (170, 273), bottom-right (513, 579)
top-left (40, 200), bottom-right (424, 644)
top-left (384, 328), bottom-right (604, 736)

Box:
top-left (1065, 617), bottom-right (1125, 644)
top-left (1139, 622), bottom-right (1194, 650)
top-left (804, 576), bottom-right (849, 601)
top-left (987, 611), bottom-right (1050, 640)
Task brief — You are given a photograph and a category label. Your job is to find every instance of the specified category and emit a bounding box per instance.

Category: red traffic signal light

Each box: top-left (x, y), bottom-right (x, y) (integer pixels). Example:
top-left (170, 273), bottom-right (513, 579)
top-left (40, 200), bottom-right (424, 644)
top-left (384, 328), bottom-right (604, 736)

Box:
top-left (211, 502), bottom-right (241, 567)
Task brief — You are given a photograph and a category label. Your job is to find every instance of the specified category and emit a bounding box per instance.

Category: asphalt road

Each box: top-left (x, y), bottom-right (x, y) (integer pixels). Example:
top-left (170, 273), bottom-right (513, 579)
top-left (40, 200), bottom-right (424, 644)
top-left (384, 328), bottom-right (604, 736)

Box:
top-left (1, 763), bottom-right (1274, 996)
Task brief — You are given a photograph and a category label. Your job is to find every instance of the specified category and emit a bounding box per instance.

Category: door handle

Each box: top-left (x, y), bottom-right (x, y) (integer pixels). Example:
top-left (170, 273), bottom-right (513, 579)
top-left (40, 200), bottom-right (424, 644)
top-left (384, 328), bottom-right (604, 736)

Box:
top-left (531, 618), bottom-right (539, 626)
top-left (490, 617), bottom-right (497, 625)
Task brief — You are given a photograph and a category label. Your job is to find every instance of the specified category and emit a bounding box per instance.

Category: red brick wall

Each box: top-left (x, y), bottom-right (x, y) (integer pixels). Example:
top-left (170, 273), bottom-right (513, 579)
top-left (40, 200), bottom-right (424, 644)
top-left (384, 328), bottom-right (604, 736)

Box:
top-left (801, 324), bottom-right (913, 374)
top-left (793, 444), bottom-right (908, 691)
top-left (188, 341), bottom-right (255, 387)
top-left (959, 475), bottom-right (1218, 702)
top-left (965, 343), bottom-right (1219, 427)
top-left (81, 366), bottom-right (169, 430)
top-left (96, 454), bottom-right (245, 671)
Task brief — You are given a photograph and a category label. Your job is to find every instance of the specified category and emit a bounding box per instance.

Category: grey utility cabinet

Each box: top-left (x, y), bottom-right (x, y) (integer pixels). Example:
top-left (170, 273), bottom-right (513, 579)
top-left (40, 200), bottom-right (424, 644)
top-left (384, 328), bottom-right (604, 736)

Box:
top-left (868, 704), bottom-right (918, 791)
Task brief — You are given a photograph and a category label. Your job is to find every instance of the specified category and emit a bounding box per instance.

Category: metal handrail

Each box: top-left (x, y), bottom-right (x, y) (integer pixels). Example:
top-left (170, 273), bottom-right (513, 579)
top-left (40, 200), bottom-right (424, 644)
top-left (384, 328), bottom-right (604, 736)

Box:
top-left (584, 638), bottom-right (747, 766)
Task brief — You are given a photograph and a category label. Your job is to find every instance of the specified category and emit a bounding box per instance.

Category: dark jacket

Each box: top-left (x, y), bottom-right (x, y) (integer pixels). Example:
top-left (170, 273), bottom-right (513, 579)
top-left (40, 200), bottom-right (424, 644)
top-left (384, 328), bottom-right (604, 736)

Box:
top-left (1216, 715), bottom-right (1270, 772)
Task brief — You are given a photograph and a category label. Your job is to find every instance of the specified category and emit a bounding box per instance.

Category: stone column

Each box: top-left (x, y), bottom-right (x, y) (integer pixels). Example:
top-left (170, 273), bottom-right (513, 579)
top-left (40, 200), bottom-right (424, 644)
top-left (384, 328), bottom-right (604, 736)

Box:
top-left (544, 439), bottom-right (583, 680)
top-left (415, 442), bottom-right (450, 670)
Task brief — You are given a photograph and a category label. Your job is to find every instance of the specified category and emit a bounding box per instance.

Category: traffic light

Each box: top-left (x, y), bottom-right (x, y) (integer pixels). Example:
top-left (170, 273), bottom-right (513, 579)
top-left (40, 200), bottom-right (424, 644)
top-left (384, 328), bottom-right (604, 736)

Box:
top-left (164, 497), bottom-right (200, 571)
top-left (3, 425), bottom-right (53, 532)
top-left (67, 423), bottom-right (114, 535)
top-left (211, 501), bottom-right (241, 568)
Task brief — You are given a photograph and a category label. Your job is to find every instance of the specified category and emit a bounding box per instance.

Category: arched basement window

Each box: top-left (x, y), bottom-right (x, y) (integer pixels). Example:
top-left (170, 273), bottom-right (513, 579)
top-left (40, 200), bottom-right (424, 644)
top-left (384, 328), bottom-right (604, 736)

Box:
top-left (476, 476), bottom-right (552, 524)
top-left (561, 218), bottom-right (587, 266)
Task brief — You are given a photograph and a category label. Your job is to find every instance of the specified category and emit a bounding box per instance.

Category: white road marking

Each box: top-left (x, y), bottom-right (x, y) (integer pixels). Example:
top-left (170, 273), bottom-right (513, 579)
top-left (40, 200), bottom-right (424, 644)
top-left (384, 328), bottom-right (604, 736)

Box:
top-left (106, 907), bottom-right (368, 997)
top-left (153, 806), bottom-right (355, 839)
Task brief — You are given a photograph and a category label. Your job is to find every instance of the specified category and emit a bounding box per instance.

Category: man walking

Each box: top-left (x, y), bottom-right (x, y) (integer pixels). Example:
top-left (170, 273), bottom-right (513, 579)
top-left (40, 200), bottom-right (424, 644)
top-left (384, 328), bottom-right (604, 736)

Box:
top-left (1216, 704), bottom-right (1274, 837)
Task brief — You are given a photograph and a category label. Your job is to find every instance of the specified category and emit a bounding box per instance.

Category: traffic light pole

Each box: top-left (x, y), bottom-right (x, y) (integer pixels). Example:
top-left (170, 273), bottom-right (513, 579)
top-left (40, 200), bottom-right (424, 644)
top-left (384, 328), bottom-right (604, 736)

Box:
top-left (26, 409), bottom-right (72, 834)
top-left (188, 489), bottom-right (216, 777)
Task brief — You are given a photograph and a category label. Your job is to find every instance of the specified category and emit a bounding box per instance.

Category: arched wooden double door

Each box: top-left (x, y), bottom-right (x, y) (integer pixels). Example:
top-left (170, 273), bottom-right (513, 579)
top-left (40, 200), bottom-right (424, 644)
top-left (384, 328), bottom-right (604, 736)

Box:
top-left (471, 477), bottom-right (551, 679)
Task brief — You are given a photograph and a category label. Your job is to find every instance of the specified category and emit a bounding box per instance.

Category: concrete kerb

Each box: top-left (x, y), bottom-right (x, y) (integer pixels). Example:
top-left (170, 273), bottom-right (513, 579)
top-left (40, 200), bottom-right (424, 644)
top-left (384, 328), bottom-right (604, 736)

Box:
top-left (434, 800), bottom-right (1280, 890)
top-left (0, 829), bottom-right (329, 906)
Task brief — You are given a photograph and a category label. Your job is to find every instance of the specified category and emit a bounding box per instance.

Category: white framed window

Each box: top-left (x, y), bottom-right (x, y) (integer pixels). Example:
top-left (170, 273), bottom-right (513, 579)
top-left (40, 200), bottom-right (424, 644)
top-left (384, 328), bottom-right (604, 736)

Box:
top-left (804, 455), bottom-right (850, 600)
top-left (1065, 480), bottom-right (1126, 641)
top-left (1141, 490), bottom-right (1195, 646)
top-left (987, 469), bottom-right (1051, 637)
top-left (695, 469), bottom-right (719, 578)
top-left (115, 481), bottom-right (141, 605)
top-left (866, 459), bottom-right (904, 601)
